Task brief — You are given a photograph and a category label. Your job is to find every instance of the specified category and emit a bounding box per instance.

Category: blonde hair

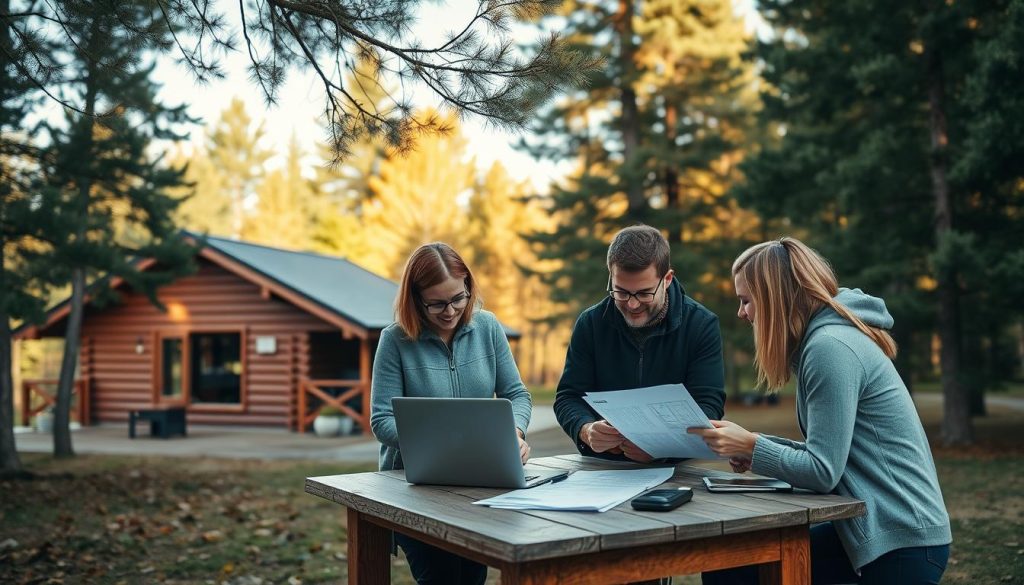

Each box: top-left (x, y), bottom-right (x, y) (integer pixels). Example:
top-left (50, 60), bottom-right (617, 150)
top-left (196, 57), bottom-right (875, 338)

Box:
top-left (395, 243), bottom-right (480, 339)
top-left (732, 237), bottom-right (897, 389)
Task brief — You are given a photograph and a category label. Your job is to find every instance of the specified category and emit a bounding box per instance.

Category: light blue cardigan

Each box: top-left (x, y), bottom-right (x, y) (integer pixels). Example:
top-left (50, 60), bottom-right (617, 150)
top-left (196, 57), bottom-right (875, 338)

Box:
top-left (752, 289), bottom-right (951, 569)
top-left (370, 309), bottom-right (532, 472)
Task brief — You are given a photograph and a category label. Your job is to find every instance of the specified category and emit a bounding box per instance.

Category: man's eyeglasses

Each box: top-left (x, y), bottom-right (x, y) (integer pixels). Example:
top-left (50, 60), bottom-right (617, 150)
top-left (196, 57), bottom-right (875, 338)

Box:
top-left (421, 292), bottom-right (470, 315)
top-left (607, 277), bottom-right (664, 304)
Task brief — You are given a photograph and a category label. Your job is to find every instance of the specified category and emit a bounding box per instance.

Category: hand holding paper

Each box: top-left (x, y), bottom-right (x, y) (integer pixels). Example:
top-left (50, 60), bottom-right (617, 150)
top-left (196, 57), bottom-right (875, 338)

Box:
top-left (583, 384), bottom-right (721, 460)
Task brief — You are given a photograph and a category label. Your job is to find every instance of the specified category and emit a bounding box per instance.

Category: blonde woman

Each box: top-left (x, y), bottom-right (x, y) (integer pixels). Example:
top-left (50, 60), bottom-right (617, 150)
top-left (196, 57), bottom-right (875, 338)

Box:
top-left (691, 238), bottom-right (950, 585)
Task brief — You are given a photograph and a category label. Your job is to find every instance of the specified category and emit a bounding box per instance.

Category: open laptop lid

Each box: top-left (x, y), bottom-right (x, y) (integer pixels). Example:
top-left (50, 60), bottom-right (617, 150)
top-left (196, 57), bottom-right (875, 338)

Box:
top-left (392, 397), bottom-right (566, 489)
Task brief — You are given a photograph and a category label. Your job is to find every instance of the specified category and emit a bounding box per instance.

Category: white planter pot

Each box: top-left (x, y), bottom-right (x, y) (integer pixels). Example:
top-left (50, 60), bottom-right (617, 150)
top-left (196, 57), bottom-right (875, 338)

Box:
top-left (338, 416), bottom-right (355, 436)
top-left (313, 415), bottom-right (341, 437)
top-left (36, 412), bottom-right (54, 433)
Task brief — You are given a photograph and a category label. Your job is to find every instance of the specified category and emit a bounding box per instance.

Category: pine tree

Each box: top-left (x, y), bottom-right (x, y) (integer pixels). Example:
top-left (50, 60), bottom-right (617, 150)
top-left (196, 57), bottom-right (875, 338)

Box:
top-left (467, 163), bottom-right (569, 384)
top-left (360, 110), bottom-right (476, 278)
top-left (737, 0), bottom-right (1021, 445)
top-left (35, 2), bottom-right (196, 457)
top-left (243, 136), bottom-right (313, 249)
top-left (206, 98), bottom-right (273, 238)
top-left (520, 0), bottom-right (756, 324)
top-left (169, 147), bottom-right (232, 237)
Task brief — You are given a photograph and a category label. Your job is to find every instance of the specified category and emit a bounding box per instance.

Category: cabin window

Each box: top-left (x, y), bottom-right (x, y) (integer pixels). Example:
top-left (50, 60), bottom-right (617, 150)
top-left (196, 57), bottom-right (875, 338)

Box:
top-left (189, 332), bottom-right (242, 404)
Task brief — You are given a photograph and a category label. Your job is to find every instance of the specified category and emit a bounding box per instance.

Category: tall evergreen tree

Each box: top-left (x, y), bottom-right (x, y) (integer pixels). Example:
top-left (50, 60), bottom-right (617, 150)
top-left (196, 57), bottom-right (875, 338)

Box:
top-left (243, 136), bottom-right (313, 249)
top-left (520, 0), bottom-right (755, 325)
top-left (737, 0), bottom-right (1022, 445)
top-left (36, 1), bottom-right (196, 457)
top-left (206, 98), bottom-right (273, 238)
top-left (0, 0), bottom-right (65, 475)
top-left (361, 109), bottom-right (476, 278)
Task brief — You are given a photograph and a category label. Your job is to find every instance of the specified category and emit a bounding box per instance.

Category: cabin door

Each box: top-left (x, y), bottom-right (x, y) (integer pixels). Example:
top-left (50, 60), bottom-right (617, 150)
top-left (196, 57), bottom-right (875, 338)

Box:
top-left (158, 336), bottom-right (186, 405)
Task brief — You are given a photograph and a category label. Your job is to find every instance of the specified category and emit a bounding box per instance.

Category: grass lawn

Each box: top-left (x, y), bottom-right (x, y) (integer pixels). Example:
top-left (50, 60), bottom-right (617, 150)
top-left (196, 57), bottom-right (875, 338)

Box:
top-left (3, 400), bottom-right (1022, 584)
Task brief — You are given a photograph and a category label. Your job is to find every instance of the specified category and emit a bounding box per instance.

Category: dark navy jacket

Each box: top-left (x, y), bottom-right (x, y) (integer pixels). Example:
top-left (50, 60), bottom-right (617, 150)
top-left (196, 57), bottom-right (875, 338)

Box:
top-left (554, 278), bottom-right (726, 460)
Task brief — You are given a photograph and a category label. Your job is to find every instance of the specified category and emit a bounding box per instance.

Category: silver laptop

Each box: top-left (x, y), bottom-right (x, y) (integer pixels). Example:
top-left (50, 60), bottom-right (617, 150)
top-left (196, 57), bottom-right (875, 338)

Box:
top-left (392, 397), bottom-right (568, 489)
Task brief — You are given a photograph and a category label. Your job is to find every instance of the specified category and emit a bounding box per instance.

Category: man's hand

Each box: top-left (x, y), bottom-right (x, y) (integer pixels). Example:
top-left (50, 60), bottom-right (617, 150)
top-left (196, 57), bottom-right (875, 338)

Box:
top-left (579, 420), bottom-right (625, 453)
top-left (620, 439), bottom-right (654, 463)
top-left (517, 430), bottom-right (530, 464)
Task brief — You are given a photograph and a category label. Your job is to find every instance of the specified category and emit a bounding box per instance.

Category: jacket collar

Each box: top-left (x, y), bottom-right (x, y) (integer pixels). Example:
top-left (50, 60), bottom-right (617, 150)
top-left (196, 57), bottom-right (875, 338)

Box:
top-left (601, 277), bottom-right (687, 335)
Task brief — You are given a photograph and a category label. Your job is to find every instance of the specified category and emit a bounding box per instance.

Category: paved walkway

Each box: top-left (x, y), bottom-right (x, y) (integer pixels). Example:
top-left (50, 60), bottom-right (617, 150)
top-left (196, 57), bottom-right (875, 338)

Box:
top-left (15, 393), bottom-right (1021, 462)
top-left (14, 404), bottom-right (572, 462)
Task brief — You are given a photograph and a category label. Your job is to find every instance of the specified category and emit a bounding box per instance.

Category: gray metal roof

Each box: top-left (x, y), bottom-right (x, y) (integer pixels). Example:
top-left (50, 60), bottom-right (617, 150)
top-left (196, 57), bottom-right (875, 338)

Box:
top-left (197, 234), bottom-right (520, 338)
top-left (198, 234), bottom-right (398, 330)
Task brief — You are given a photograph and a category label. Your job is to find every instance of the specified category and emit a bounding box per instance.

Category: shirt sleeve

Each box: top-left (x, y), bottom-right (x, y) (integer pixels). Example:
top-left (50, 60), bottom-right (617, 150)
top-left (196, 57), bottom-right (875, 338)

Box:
top-left (369, 327), bottom-right (403, 449)
top-left (554, 312), bottom-right (603, 456)
top-left (685, 314), bottom-right (726, 420)
top-left (751, 334), bottom-right (862, 493)
top-left (490, 316), bottom-right (532, 436)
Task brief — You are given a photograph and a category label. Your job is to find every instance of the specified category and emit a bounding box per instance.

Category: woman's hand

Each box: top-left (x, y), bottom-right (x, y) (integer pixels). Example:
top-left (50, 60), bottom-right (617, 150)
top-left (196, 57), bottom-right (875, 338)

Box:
top-left (729, 456), bottom-right (752, 474)
top-left (687, 420), bottom-right (758, 459)
top-left (517, 430), bottom-right (531, 464)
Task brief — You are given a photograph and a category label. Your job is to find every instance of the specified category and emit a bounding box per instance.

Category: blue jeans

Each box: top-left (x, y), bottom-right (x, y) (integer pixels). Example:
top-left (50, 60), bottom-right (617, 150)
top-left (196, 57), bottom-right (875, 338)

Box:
top-left (702, 522), bottom-right (949, 585)
top-left (395, 533), bottom-right (488, 585)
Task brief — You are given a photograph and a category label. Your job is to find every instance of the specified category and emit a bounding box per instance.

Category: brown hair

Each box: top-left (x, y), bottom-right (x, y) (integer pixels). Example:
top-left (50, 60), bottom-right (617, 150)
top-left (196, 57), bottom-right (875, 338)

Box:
top-left (732, 237), bottom-right (897, 389)
top-left (607, 224), bottom-right (671, 277)
top-left (395, 243), bottom-right (480, 339)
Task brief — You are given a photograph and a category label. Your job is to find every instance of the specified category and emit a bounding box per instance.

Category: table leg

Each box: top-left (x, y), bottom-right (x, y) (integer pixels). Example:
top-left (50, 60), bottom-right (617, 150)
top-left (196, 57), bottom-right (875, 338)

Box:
top-left (758, 525), bottom-right (810, 585)
top-left (347, 508), bottom-right (390, 585)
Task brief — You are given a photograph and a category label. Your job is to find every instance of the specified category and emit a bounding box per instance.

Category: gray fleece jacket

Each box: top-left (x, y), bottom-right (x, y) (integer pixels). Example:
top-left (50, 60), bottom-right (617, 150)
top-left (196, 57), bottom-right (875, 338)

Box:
top-left (751, 288), bottom-right (951, 569)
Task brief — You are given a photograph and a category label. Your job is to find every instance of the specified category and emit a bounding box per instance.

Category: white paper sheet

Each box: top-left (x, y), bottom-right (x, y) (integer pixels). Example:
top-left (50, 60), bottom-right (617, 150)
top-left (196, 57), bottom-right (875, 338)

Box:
top-left (583, 383), bottom-right (721, 459)
top-left (473, 467), bottom-right (674, 512)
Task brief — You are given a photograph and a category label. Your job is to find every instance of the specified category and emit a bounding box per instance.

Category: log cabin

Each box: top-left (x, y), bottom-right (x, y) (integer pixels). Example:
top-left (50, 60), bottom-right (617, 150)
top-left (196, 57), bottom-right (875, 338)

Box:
top-left (14, 233), bottom-right (519, 434)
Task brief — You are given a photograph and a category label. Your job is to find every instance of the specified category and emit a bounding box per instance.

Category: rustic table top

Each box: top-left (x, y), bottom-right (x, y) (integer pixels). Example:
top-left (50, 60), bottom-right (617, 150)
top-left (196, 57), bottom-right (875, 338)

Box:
top-left (305, 454), bottom-right (865, 564)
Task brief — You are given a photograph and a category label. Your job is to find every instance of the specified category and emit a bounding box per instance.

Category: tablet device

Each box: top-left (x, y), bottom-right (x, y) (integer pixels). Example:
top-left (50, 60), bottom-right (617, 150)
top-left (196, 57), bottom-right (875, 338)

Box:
top-left (702, 476), bottom-right (793, 492)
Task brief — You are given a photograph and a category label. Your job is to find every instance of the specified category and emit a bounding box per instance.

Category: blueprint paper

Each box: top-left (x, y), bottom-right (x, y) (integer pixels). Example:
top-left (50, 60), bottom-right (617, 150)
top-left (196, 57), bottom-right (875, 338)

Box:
top-left (583, 384), bottom-right (720, 459)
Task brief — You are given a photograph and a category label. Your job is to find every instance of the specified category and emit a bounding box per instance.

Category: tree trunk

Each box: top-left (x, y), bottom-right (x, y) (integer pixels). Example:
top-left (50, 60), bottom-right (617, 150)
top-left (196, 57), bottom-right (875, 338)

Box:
top-left (665, 103), bottom-right (681, 243)
top-left (615, 0), bottom-right (645, 216)
top-left (0, 252), bottom-right (25, 477)
top-left (926, 49), bottom-right (972, 446)
top-left (53, 267), bottom-right (84, 458)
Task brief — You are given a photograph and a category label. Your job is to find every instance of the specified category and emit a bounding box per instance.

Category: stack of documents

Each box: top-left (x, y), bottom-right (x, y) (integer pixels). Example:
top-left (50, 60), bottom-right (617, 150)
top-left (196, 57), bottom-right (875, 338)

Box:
top-left (473, 467), bottom-right (674, 512)
top-left (583, 383), bottom-right (720, 460)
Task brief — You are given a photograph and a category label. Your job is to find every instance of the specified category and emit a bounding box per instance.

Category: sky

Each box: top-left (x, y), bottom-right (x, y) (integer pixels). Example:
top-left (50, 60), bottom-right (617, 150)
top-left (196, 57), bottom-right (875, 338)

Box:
top-left (152, 1), bottom-right (574, 192)
top-left (150, 1), bottom-right (763, 192)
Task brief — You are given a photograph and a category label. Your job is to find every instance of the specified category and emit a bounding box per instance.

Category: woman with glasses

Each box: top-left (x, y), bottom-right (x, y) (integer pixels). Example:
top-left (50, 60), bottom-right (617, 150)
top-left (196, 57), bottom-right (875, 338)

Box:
top-left (370, 242), bottom-right (532, 585)
top-left (690, 237), bottom-right (950, 585)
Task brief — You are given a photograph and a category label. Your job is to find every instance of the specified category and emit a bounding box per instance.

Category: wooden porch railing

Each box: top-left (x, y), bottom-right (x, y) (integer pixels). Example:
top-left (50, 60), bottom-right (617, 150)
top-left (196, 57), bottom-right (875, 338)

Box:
top-left (297, 378), bottom-right (371, 436)
top-left (19, 378), bottom-right (91, 427)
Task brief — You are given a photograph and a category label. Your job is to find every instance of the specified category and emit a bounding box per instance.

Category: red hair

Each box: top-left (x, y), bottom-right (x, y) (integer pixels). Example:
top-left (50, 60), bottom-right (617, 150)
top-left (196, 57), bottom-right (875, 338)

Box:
top-left (395, 243), bottom-right (480, 339)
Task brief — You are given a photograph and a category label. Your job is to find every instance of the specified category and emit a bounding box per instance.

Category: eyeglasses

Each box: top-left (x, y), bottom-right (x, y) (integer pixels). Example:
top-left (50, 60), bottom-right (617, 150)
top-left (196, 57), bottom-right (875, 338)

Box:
top-left (421, 292), bottom-right (470, 315)
top-left (607, 277), bottom-right (664, 304)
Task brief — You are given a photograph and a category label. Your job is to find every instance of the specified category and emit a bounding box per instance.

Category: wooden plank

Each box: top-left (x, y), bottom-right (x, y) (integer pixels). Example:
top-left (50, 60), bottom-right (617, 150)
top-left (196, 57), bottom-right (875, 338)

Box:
top-left (759, 525), bottom-right (810, 585)
top-left (347, 509), bottom-right (390, 585)
top-left (501, 529), bottom-right (784, 585)
top-left (307, 473), bottom-right (601, 563)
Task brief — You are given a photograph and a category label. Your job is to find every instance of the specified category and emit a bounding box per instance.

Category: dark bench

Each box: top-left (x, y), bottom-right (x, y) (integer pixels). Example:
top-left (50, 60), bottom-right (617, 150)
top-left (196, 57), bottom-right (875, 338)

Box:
top-left (129, 406), bottom-right (187, 439)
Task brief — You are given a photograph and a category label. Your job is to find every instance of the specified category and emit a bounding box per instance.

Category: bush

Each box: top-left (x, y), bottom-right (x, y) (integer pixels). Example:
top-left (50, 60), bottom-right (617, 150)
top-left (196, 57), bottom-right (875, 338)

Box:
top-left (317, 405), bottom-right (345, 417)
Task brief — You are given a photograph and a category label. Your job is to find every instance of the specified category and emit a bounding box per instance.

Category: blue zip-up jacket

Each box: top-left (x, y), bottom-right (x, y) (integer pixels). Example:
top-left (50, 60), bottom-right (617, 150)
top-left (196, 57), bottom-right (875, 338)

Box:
top-left (554, 278), bottom-right (726, 460)
top-left (370, 309), bottom-right (532, 472)
top-left (752, 288), bottom-right (951, 569)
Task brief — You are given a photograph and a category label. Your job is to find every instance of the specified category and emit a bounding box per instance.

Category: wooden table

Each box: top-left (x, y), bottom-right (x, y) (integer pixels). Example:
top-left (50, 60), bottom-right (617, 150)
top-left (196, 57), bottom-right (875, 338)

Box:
top-left (305, 454), bottom-right (865, 585)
